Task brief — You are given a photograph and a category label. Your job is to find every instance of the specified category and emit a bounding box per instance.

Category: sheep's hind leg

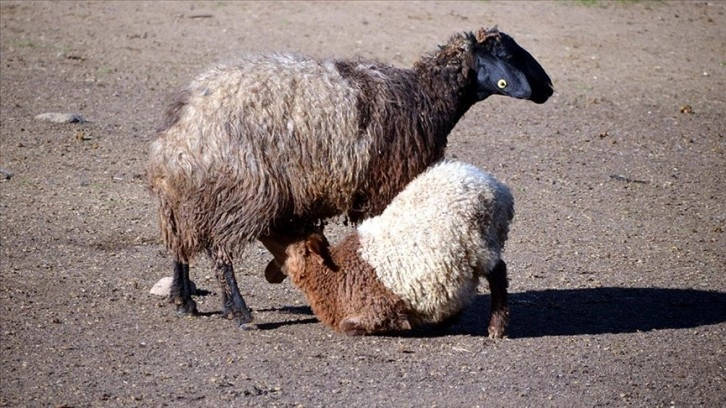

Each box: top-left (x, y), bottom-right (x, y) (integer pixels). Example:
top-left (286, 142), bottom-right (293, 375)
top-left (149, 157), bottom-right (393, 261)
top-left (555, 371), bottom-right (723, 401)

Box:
top-left (486, 260), bottom-right (509, 339)
top-left (213, 258), bottom-right (257, 330)
top-left (170, 260), bottom-right (198, 316)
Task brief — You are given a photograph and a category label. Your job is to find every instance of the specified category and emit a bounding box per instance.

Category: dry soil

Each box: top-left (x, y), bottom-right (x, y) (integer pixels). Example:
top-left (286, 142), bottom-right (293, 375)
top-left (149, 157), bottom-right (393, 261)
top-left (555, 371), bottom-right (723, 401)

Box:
top-left (1, 1), bottom-right (724, 407)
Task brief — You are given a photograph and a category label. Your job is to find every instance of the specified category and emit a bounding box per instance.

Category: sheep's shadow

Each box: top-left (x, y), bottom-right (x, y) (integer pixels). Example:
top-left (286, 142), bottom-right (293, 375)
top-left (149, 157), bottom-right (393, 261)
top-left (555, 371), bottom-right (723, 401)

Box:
top-left (206, 288), bottom-right (725, 336)
top-left (447, 287), bottom-right (726, 338)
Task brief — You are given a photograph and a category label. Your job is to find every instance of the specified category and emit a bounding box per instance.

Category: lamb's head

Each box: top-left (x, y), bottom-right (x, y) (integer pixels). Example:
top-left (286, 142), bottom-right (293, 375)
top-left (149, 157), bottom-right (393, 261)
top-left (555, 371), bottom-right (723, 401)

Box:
top-left (468, 27), bottom-right (553, 104)
top-left (260, 226), bottom-right (336, 283)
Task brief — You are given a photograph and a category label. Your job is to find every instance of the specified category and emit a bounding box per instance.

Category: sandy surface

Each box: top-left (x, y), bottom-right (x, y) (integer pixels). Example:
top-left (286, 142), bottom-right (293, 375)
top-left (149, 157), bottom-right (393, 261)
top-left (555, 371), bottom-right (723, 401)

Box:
top-left (1, 1), bottom-right (724, 407)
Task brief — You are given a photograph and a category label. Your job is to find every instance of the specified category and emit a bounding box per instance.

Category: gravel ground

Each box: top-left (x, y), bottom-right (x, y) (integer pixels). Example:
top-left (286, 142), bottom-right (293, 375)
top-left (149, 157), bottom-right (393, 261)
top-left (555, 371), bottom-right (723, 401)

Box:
top-left (1, 1), bottom-right (724, 407)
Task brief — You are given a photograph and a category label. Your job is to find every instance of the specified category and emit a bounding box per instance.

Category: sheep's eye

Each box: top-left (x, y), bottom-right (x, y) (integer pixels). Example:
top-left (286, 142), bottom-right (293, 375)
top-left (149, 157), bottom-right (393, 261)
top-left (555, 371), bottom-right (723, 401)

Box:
top-left (497, 79), bottom-right (508, 89)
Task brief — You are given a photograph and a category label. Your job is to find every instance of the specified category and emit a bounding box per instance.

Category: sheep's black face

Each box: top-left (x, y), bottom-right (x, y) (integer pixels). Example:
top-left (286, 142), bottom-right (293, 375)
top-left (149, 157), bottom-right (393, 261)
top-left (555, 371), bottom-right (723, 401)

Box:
top-left (474, 32), bottom-right (553, 104)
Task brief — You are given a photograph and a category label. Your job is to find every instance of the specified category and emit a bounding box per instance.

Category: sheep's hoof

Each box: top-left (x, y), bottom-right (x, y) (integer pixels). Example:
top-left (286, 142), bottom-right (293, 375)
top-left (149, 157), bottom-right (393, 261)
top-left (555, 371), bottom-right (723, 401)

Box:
top-left (397, 315), bottom-right (412, 331)
top-left (223, 309), bottom-right (256, 330)
top-left (176, 301), bottom-right (199, 317)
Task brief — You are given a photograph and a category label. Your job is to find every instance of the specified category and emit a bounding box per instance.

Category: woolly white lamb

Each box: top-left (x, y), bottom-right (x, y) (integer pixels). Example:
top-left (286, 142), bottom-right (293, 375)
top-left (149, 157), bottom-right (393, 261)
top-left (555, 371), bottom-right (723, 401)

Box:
top-left (261, 160), bottom-right (515, 337)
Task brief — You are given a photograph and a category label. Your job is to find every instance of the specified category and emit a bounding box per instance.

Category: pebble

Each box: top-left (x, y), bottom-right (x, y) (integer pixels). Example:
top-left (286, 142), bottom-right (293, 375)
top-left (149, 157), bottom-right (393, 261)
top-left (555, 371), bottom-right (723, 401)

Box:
top-left (34, 112), bottom-right (86, 123)
top-left (0, 168), bottom-right (13, 180)
top-left (149, 276), bottom-right (197, 296)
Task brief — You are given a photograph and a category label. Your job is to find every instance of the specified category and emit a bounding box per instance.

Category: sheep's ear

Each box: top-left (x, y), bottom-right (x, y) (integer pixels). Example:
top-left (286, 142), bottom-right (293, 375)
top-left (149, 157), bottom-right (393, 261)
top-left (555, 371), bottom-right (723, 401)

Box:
top-left (475, 26), bottom-right (500, 44)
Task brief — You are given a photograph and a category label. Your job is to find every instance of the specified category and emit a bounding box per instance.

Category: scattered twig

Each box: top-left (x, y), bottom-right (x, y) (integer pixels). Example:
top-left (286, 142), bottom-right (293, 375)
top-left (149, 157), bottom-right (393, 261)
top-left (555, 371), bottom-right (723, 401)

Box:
top-left (188, 14), bottom-right (214, 19)
top-left (609, 174), bottom-right (649, 184)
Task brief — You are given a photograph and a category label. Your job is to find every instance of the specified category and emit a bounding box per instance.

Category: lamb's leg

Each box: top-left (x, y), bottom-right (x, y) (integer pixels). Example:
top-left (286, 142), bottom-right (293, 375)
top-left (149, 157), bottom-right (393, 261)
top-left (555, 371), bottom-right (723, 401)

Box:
top-left (170, 260), bottom-right (198, 316)
top-left (339, 309), bottom-right (412, 336)
top-left (212, 257), bottom-right (256, 330)
top-left (486, 260), bottom-right (509, 339)
top-left (339, 316), bottom-right (369, 336)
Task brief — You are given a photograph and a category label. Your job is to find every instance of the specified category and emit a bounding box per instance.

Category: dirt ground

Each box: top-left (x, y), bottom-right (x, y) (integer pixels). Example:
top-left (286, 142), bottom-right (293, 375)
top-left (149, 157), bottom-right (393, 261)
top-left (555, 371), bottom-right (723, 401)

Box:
top-left (1, 1), bottom-right (724, 407)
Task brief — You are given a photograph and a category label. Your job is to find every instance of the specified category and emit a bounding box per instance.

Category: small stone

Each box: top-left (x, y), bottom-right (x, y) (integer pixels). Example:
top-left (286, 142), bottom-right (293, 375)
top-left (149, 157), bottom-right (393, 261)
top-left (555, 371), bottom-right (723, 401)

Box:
top-left (35, 112), bottom-right (85, 123)
top-left (149, 276), bottom-right (197, 296)
top-left (0, 168), bottom-right (13, 180)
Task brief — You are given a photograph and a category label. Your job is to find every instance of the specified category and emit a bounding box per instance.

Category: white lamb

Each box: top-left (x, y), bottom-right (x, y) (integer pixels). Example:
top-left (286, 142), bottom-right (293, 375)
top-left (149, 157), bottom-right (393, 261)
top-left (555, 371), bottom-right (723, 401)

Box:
top-left (261, 160), bottom-right (514, 337)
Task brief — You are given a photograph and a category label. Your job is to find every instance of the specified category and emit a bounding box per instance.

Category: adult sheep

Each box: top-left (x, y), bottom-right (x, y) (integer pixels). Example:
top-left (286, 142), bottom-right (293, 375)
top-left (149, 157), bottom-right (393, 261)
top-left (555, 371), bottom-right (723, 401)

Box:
top-left (147, 27), bottom-right (551, 329)
top-left (261, 160), bottom-right (514, 337)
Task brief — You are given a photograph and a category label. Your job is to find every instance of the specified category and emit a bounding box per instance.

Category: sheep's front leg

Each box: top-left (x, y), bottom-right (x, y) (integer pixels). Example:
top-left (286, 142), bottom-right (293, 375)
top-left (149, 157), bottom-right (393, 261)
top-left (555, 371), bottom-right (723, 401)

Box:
top-left (170, 260), bottom-right (198, 316)
top-left (486, 260), bottom-right (509, 339)
top-left (213, 258), bottom-right (256, 330)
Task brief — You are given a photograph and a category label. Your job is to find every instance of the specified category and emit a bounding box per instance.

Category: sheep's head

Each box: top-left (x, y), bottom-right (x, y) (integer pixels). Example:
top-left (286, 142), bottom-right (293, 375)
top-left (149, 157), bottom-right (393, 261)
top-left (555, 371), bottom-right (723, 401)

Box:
top-left (468, 27), bottom-right (553, 104)
top-left (260, 225), bottom-right (336, 283)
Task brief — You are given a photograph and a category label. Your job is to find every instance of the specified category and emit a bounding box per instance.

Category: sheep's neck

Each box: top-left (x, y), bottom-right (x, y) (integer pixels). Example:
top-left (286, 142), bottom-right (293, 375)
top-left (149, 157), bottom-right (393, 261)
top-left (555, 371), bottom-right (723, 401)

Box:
top-left (348, 61), bottom-right (475, 221)
top-left (412, 31), bottom-right (481, 119)
top-left (413, 56), bottom-right (479, 123)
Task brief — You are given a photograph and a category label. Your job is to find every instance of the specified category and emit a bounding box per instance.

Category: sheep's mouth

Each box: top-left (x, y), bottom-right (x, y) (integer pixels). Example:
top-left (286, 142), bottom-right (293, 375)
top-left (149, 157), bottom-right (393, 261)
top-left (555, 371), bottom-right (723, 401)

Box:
top-left (530, 81), bottom-right (554, 104)
top-left (260, 236), bottom-right (293, 284)
top-left (265, 260), bottom-right (287, 283)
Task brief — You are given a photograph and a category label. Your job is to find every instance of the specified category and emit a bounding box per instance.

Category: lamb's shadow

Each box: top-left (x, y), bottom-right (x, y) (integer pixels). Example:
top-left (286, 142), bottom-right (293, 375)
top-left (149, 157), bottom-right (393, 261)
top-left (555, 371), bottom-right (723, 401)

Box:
top-left (254, 305), bottom-right (318, 330)
top-left (255, 317), bottom-right (319, 330)
top-left (449, 287), bottom-right (726, 338)
top-left (255, 305), bottom-right (315, 316)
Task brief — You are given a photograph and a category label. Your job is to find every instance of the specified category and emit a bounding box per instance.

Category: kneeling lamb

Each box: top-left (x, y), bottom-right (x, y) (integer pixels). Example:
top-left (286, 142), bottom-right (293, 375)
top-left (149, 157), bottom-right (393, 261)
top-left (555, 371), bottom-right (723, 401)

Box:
top-left (261, 160), bottom-right (514, 337)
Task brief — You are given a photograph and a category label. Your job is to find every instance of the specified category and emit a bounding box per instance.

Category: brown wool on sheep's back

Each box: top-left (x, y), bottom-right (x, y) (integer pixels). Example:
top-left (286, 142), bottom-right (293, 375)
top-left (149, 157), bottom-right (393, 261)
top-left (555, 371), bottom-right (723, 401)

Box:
top-left (334, 50), bottom-right (473, 221)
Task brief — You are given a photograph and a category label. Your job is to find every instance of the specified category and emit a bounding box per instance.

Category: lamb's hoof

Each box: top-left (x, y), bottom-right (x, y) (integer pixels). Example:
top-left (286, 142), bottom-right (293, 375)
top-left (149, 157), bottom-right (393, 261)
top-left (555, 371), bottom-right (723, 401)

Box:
top-left (176, 301), bottom-right (199, 317)
top-left (339, 316), bottom-right (368, 336)
top-left (488, 309), bottom-right (509, 339)
top-left (487, 326), bottom-right (507, 339)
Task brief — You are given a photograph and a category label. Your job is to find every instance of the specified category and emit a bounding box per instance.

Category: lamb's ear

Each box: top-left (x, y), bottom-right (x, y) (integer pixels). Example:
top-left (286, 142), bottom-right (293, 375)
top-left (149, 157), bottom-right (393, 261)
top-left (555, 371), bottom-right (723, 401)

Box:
top-left (305, 235), bottom-right (327, 265)
top-left (305, 234), bottom-right (339, 272)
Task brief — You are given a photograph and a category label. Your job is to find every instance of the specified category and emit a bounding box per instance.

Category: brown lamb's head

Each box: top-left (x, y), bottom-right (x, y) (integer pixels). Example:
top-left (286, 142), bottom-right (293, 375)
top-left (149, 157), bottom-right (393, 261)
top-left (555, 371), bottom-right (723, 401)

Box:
top-left (259, 223), bottom-right (335, 283)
